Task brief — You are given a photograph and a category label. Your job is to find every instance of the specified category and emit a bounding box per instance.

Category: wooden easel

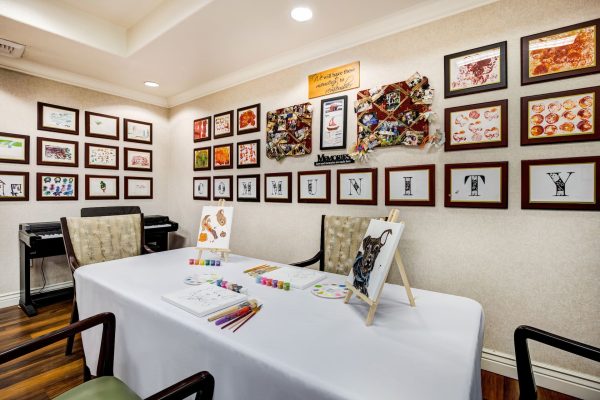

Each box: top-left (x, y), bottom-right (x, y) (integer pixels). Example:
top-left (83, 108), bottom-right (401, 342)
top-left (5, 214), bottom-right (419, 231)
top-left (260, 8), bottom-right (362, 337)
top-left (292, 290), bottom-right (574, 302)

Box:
top-left (196, 199), bottom-right (231, 261)
top-left (344, 208), bottom-right (415, 326)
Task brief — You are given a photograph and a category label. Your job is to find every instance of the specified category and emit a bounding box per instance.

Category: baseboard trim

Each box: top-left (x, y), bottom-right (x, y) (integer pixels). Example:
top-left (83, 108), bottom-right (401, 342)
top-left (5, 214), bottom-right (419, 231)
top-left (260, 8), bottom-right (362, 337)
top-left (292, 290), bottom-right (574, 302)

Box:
top-left (0, 281), bottom-right (73, 309)
top-left (482, 347), bottom-right (600, 400)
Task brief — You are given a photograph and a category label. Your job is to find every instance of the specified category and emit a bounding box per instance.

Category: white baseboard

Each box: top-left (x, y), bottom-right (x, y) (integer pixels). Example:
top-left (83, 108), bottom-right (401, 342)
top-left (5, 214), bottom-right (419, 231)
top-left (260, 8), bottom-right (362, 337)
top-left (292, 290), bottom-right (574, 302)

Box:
top-left (0, 281), bottom-right (73, 309)
top-left (482, 347), bottom-right (600, 400)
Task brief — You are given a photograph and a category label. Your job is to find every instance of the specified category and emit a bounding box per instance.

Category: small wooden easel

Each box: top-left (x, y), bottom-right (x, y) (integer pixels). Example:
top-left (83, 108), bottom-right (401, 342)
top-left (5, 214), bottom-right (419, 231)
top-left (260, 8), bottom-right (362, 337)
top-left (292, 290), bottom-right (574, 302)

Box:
top-left (196, 199), bottom-right (231, 261)
top-left (344, 208), bottom-right (416, 326)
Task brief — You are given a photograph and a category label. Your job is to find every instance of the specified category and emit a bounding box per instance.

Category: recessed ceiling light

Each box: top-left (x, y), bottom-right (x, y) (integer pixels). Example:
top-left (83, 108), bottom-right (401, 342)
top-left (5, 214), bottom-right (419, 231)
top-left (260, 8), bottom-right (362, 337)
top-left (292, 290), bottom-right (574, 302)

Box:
top-left (291, 7), bottom-right (312, 22)
top-left (144, 81), bottom-right (159, 87)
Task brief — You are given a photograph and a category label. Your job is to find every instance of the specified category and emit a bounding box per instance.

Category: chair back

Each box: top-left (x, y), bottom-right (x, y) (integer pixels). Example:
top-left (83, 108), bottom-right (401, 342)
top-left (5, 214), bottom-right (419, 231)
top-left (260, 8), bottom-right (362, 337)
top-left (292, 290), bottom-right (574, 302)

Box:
top-left (322, 215), bottom-right (377, 275)
top-left (80, 206), bottom-right (141, 217)
top-left (61, 214), bottom-right (144, 269)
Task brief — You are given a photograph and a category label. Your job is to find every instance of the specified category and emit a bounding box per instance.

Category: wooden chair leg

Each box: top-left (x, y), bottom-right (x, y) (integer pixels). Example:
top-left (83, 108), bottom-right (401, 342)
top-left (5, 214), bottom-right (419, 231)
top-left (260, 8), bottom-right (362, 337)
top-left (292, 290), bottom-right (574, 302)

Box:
top-left (65, 298), bottom-right (79, 356)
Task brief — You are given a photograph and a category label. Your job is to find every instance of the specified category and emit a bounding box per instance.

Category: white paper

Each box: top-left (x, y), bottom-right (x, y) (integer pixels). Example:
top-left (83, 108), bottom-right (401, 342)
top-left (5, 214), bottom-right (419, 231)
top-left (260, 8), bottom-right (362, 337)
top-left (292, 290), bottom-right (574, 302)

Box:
top-left (262, 266), bottom-right (325, 290)
top-left (161, 284), bottom-right (247, 318)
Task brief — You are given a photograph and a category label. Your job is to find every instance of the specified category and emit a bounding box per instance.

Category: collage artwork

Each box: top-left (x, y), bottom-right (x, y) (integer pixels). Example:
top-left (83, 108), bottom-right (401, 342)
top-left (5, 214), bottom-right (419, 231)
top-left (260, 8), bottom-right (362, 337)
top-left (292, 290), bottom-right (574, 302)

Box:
top-left (266, 103), bottom-right (313, 160)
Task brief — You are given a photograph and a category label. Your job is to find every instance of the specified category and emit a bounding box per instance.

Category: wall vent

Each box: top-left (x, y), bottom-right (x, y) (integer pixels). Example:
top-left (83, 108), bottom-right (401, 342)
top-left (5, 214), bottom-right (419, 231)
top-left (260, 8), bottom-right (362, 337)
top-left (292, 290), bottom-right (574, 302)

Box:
top-left (0, 39), bottom-right (25, 58)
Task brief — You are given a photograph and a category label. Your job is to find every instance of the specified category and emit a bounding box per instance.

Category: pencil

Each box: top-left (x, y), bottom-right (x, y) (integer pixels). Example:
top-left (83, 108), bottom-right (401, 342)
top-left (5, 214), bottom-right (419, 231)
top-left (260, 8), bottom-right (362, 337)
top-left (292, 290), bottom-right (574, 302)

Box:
top-left (233, 305), bottom-right (262, 332)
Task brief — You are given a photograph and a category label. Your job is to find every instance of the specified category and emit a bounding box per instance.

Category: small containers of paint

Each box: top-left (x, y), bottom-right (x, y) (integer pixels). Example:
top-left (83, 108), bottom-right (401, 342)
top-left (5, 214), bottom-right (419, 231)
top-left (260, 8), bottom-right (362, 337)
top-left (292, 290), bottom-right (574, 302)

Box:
top-left (277, 281), bottom-right (284, 289)
top-left (188, 258), bottom-right (222, 266)
top-left (271, 279), bottom-right (278, 288)
top-left (283, 282), bottom-right (290, 291)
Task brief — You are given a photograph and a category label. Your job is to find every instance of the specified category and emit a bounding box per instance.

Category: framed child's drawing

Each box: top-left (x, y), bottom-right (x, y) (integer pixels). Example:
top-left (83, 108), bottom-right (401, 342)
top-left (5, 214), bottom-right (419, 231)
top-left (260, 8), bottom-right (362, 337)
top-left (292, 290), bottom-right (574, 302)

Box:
top-left (213, 144), bottom-right (233, 170)
top-left (85, 175), bottom-right (119, 200)
top-left (193, 177), bottom-right (211, 200)
top-left (214, 110), bottom-right (234, 139)
top-left (85, 112), bottom-right (119, 140)
top-left (124, 148), bottom-right (152, 171)
top-left (445, 100), bottom-right (508, 151)
top-left (37, 102), bottom-right (79, 135)
top-left (37, 137), bottom-right (78, 167)
top-left (124, 119), bottom-right (152, 144)
top-left (237, 104), bottom-right (261, 134)
top-left (194, 147), bottom-right (211, 171)
top-left (194, 116), bottom-right (211, 143)
top-left (124, 176), bottom-right (153, 199)
top-left (0, 171), bottom-right (29, 201)
top-left (197, 206), bottom-right (234, 250)
top-left (37, 173), bottom-right (78, 200)
top-left (85, 143), bottom-right (118, 169)
top-left (0, 132), bottom-right (29, 164)
top-left (236, 139), bottom-right (260, 168)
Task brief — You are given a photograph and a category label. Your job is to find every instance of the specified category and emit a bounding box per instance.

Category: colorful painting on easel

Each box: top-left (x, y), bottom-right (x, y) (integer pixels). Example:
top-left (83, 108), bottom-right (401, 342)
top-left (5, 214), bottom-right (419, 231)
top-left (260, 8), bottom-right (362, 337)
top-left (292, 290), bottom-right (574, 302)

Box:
top-left (347, 219), bottom-right (405, 301)
top-left (197, 206), bottom-right (234, 250)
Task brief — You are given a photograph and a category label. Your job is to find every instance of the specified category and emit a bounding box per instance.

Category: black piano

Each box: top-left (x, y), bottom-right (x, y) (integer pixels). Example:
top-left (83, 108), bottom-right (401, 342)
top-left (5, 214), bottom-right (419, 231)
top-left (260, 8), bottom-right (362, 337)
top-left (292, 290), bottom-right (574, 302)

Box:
top-left (18, 214), bottom-right (178, 316)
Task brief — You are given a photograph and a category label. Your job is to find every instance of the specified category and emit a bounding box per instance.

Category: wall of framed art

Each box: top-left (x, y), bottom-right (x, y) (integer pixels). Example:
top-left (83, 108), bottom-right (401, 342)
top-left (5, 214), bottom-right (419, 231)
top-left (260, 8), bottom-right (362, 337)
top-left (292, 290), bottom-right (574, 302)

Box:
top-left (167, 0), bottom-right (600, 379)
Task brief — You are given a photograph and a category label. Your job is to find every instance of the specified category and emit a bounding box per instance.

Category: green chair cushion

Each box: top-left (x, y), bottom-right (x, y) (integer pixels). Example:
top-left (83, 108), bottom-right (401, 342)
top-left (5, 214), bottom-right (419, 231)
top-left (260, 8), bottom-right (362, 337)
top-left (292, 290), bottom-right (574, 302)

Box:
top-left (55, 376), bottom-right (141, 400)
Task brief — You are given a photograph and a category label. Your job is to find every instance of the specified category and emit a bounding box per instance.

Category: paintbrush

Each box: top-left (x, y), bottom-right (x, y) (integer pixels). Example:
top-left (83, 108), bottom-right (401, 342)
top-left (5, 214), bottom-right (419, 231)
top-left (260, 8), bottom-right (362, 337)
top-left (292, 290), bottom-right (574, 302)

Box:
top-left (243, 264), bottom-right (268, 273)
top-left (220, 307), bottom-right (254, 329)
top-left (206, 300), bottom-right (257, 322)
top-left (233, 305), bottom-right (262, 332)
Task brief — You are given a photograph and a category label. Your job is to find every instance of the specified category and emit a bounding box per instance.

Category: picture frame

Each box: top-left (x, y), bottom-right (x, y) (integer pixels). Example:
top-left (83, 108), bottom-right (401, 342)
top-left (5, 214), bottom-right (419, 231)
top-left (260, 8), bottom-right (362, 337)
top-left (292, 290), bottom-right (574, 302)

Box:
top-left (320, 95), bottom-right (347, 150)
top-left (444, 41), bottom-right (507, 98)
top-left (266, 103), bottom-right (313, 159)
top-left (385, 165), bottom-right (435, 206)
top-left (194, 116), bottom-right (211, 143)
top-left (0, 171), bottom-right (29, 201)
top-left (124, 119), bottom-right (152, 144)
top-left (444, 100), bottom-right (508, 151)
top-left (37, 102), bottom-right (79, 135)
top-left (193, 147), bottom-right (211, 171)
top-left (337, 168), bottom-right (377, 205)
top-left (237, 104), bottom-right (261, 134)
top-left (85, 175), bottom-right (119, 200)
top-left (297, 170), bottom-right (331, 203)
top-left (237, 174), bottom-right (260, 202)
top-left (124, 147), bottom-right (152, 171)
top-left (214, 110), bottom-right (234, 139)
top-left (444, 161), bottom-right (508, 209)
top-left (521, 19), bottom-right (600, 85)
top-left (236, 139), bottom-right (260, 169)
top-left (85, 111), bottom-right (119, 140)
top-left (521, 156), bottom-right (600, 211)
top-left (0, 132), bottom-right (29, 164)
top-left (520, 86), bottom-right (600, 146)
top-left (37, 173), bottom-right (78, 201)
top-left (37, 137), bottom-right (78, 167)
top-left (193, 177), bottom-right (211, 200)
top-left (124, 176), bottom-right (153, 199)
top-left (85, 143), bottom-right (119, 170)
top-left (213, 175), bottom-right (233, 201)
top-left (264, 172), bottom-right (292, 203)
top-left (213, 143), bottom-right (233, 170)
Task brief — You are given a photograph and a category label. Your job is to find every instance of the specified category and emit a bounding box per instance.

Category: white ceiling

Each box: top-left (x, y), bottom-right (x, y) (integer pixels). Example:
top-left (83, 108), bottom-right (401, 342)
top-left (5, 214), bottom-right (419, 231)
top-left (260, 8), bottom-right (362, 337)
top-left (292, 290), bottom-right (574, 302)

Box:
top-left (0, 0), bottom-right (496, 107)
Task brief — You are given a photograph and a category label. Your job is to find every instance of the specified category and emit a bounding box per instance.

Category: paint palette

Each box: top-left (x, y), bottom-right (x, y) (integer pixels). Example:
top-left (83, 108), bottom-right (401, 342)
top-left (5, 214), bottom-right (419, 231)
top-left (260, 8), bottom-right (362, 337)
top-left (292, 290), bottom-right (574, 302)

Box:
top-left (311, 283), bottom-right (348, 299)
top-left (184, 273), bottom-right (221, 285)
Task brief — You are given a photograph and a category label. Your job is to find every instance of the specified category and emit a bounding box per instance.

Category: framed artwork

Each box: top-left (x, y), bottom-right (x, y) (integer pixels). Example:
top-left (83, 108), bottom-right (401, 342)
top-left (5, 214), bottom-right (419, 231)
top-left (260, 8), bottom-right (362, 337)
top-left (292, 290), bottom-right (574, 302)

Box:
top-left (297, 170), bottom-right (331, 203)
top-left (37, 173), bottom-right (78, 200)
top-left (0, 132), bottom-right (29, 164)
top-left (521, 86), bottom-right (599, 146)
top-left (237, 174), bottom-right (260, 202)
top-left (355, 72), bottom-right (432, 150)
top-left (213, 176), bottom-right (233, 201)
top-left (522, 156), bottom-right (600, 211)
top-left (0, 171), bottom-right (29, 201)
top-left (213, 143), bottom-right (233, 170)
top-left (85, 143), bottom-right (119, 170)
top-left (385, 165), bottom-right (435, 206)
top-left (124, 119), bottom-right (152, 144)
top-left (37, 102), bottom-right (79, 135)
top-left (521, 19), bottom-right (600, 85)
top-left (444, 162), bottom-right (508, 209)
top-left (194, 116), bottom-right (211, 143)
top-left (337, 168), bottom-right (377, 205)
top-left (445, 100), bottom-right (508, 151)
top-left (266, 103), bottom-right (313, 160)
top-left (444, 41), bottom-right (507, 98)
top-left (264, 172), bottom-right (292, 203)
top-left (320, 95), bottom-right (347, 150)
top-left (193, 177), bottom-right (211, 200)
top-left (197, 206), bottom-right (234, 250)
top-left (85, 111), bottom-right (119, 140)
top-left (236, 139), bottom-right (260, 168)
top-left (85, 175), bottom-right (119, 200)
top-left (37, 137), bottom-right (78, 167)
top-left (124, 177), bottom-right (153, 199)
top-left (214, 110), bottom-right (234, 139)
top-left (237, 104), bottom-right (261, 134)
top-left (194, 147), bottom-right (211, 171)
top-left (124, 147), bottom-right (152, 171)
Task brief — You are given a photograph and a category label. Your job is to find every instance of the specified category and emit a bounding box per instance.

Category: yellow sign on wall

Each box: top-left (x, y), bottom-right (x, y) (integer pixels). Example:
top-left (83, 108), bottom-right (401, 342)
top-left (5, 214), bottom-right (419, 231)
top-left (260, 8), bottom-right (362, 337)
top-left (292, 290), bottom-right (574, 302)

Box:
top-left (308, 61), bottom-right (360, 99)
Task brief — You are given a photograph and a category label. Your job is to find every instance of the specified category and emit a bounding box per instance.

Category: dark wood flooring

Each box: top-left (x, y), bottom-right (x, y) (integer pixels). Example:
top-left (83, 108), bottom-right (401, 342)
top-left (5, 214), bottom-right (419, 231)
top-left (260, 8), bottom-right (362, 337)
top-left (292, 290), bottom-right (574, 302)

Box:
top-left (0, 300), bottom-right (580, 399)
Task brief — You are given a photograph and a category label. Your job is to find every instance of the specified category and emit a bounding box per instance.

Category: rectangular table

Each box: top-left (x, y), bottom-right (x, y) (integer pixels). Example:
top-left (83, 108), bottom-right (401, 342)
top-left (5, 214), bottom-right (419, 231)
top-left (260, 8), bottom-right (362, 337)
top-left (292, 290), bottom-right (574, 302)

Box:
top-left (75, 247), bottom-right (484, 400)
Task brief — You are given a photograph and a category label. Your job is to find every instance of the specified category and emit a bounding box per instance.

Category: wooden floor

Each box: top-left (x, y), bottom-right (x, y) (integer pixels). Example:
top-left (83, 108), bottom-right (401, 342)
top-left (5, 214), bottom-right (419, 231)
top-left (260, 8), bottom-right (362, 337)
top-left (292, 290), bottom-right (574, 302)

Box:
top-left (0, 300), bottom-right (580, 400)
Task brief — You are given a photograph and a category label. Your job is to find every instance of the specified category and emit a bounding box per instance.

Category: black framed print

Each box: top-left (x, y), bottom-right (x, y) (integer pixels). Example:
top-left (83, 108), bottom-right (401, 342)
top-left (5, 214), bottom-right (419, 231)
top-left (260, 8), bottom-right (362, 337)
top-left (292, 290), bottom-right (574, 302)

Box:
top-left (337, 168), bottom-right (377, 205)
top-left (37, 102), bottom-right (79, 135)
top-left (193, 177), bottom-right (211, 200)
top-left (444, 162), bottom-right (508, 209)
top-left (236, 139), bottom-right (260, 168)
top-left (320, 95), bottom-right (347, 150)
top-left (237, 174), bottom-right (260, 202)
top-left (194, 147), bottom-right (211, 172)
top-left (297, 170), bottom-right (331, 203)
top-left (385, 165), bottom-right (435, 206)
top-left (213, 175), bottom-right (233, 201)
top-left (214, 110), bottom-right (234, 139)
top-left (264, 172), bottom-right (292, 203)
top-left (237, 104), bottom-right (261, 134)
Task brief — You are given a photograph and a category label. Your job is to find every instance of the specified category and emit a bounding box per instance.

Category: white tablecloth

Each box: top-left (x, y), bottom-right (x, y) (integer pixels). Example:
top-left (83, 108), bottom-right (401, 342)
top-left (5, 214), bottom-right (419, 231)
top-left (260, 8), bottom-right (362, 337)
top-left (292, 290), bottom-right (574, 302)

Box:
top-left (75, 247), bottom-right (484, 400)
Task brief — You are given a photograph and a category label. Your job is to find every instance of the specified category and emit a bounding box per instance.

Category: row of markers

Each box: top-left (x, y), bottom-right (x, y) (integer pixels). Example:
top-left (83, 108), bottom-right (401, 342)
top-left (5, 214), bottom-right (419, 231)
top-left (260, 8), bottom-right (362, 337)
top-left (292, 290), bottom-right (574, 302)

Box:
top-left (256, 275), bottom-right (291, 291)
top-left (189, 258), bottom-right (221, 266)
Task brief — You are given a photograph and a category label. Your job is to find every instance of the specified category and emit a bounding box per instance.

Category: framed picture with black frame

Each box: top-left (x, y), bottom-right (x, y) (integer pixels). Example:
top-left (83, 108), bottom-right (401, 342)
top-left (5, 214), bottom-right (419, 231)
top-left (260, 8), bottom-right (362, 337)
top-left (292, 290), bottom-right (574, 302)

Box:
top-left (264, 172), bottom-right (292, 203)
top-left (297, 170), bottom-right (331, 203)
top-left (320, 95), bottom-right (347, 150)
top-left (193, 177), bottom-right (211, 200)
top-left (237, 174), bottom-right (260, 202)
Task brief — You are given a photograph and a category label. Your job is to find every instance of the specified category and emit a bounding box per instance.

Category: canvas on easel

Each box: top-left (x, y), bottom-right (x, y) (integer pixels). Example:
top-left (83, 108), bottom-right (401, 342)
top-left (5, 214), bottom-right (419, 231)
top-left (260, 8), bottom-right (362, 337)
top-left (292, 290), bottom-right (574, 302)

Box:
top-left (196, 199), bottom-right (233, 260)
top-left (344, 209), bottom-right (415, 325)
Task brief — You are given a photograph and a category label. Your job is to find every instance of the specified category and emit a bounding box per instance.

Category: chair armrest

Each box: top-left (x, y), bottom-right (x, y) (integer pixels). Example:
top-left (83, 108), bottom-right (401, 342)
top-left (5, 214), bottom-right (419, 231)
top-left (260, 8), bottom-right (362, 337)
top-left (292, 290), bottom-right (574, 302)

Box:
top-left (143, 245), bottom-right (155, 254)
top-left (290, 251), bottom-right (321, 268)
top-left (0, 313), bottom-right (116, 377)
top-left (145, 371), bottom-right (215, 400)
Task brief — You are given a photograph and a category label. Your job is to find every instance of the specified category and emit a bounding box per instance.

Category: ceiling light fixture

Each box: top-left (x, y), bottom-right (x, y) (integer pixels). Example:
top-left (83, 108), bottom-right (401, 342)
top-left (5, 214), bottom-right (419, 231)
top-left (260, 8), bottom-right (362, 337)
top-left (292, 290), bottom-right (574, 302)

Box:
top-left (144, 81), bottom-right (159, 87)
top-left (291, 7), bottom-right (312, 22)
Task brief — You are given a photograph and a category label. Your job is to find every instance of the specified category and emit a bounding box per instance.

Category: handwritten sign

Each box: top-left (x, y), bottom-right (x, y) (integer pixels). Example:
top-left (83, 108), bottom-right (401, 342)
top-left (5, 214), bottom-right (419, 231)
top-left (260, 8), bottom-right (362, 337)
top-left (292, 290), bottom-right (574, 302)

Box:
top-left (308, 61), bottom-right (360, 99)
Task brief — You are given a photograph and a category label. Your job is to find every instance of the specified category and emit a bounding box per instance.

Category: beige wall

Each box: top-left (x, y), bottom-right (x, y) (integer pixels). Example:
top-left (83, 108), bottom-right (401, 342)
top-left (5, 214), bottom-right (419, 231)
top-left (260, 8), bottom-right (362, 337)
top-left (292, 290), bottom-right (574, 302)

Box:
top-left (0, 69), bottom-right (169, 295)
top-left (169, 0), bottom-right (600, 376)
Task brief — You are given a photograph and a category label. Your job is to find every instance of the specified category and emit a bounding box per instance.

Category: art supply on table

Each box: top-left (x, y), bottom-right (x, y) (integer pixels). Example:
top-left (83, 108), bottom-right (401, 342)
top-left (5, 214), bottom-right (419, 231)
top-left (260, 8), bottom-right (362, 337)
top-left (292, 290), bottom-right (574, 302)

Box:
top-left (243, 264), bottom-right (280, 278)
top-left (215, 279), bottom-right (247, 294)
top-left (220, 307), bottom-right (254, 329)
top-left (311, 283), bottom-right (349, 299)
top-left (184, 273), bottom-right (221, 285)
top-left (215, 306), bottom-right (251, 325)
top-left (188, 258), bottom-right (221, 266)
top-left (206, 300), bottom-right (257, 322)
top-left (261, 266), bottom-right (325, 290)
top-left (162, 283), bottom-right (247, 318)
top-left (232, 304), bottom-right (263, 333)
top-left (255, 276), bottom-right (291, 291)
